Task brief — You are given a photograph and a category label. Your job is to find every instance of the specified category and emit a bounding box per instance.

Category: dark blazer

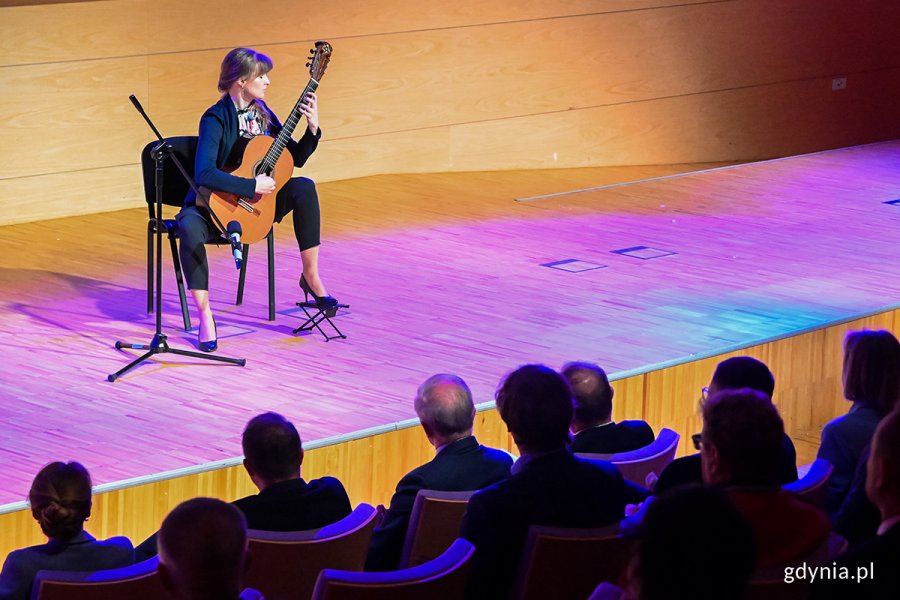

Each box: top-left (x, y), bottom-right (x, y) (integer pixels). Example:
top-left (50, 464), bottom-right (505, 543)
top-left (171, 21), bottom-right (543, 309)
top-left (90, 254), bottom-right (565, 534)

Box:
top-left (189, 95), bottom-right (321, 204)
top-left (653, 432), bottom-right (798, 495)
top-left (365, 436), bottom-right (513, 571)
top-left (811, 520), bottom-right (900, 599)
top-left (135, 476), bottom-right (352, 560)
top-left (0, 531), bottom-right (134, 600)
top-left (459, 449), bottom-right (627, 599)
top-left (817, 402), bottom-right (882, 516)
top-left (570, 420), bottom-right (655, 454)
top-left (233, 476), bottom-right (352, 531)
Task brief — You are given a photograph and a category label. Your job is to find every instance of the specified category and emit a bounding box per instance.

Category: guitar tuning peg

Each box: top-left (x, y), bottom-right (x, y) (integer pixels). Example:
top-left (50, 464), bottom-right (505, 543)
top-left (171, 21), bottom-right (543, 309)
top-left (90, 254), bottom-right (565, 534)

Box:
top-left (306, 62), bottom-right (311, 68)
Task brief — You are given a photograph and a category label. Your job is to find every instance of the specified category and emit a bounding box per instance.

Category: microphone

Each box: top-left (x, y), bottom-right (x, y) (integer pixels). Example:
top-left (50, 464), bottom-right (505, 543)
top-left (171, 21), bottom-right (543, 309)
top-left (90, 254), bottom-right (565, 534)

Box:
top-left (227, 221), bottom-right (243, 269)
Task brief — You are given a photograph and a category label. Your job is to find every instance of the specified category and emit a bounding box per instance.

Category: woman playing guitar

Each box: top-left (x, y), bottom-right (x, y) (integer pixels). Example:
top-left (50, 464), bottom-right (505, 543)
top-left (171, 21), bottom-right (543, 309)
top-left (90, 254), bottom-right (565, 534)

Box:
top-left (177, 47), bottom-right (337, 352)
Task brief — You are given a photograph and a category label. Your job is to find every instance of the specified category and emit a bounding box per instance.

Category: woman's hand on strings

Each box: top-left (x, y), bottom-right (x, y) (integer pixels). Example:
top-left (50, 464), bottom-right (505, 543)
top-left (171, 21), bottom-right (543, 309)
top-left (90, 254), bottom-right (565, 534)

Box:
top-left (300, 91), bottom-right (319, 136)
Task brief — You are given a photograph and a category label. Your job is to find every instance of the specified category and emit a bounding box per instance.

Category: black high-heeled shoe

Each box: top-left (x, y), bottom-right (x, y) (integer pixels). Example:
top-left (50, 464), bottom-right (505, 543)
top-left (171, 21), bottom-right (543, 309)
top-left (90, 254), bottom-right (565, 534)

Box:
top-left (198, 316), bottom-right (218, 353)
top-left (299, 274), bottom-right (339, 309)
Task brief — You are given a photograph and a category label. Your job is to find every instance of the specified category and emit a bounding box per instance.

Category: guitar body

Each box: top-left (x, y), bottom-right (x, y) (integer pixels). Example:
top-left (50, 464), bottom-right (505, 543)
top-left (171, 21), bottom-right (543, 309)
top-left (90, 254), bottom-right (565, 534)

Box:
top-left (203, 135), bottom-right (294, 245)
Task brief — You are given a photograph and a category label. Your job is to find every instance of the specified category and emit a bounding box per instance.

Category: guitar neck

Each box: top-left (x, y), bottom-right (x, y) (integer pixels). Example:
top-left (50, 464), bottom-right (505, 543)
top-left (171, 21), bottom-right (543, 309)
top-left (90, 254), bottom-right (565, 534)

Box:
top-left (260, 78), bottom-right (320, 172)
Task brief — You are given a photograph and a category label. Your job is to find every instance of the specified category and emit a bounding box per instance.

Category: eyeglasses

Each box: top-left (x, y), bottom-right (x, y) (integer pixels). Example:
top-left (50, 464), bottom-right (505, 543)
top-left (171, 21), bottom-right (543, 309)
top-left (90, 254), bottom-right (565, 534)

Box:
top-left (691, 433), bottom-right (703, 450)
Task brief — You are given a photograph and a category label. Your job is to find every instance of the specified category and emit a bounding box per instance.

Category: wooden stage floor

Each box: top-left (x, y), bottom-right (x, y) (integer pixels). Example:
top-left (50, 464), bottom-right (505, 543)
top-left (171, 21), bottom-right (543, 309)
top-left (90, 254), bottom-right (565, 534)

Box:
top-left (1, 142), bottom-right (899, 507)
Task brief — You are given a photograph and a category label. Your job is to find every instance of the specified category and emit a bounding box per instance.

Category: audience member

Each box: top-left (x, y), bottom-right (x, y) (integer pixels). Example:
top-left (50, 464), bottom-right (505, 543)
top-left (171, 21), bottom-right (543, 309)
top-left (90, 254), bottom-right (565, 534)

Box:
top-left (365, 374), bottom-right (512, 571)
top-left (136, 411), bottom-right (351, 558)
top-left (818, 329), bottom-right (900, 516)
top-left (460, 364), bottom-right (627, 599)
top-left (562, 361), bottom-right (655, 454)
top-left (0, 462), bottom-right (134, 600)
top-left (701, 388), bottom-right (830, 568)
top-left (157, 497), bottom-right (254, 600)
top-left (624, 485), bottom-right (756, 600)
top-left (653, 356), bottom-right (798, 494)
top-left (812, 409), bottom-right (900, 599)
top-left (832, 444), bottom-right (882, 544)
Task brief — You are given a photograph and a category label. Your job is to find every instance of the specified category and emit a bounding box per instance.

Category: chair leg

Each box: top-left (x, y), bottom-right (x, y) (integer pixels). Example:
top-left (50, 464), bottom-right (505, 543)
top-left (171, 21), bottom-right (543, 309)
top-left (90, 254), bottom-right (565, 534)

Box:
top-left (168, 232), bottom-right (192, 331)
top-left (267, 230), bottom-right (275, 321)
top-left (236, 243), bottom-right (249, 306)
top-left (147, 225), bottom-right (154, 313)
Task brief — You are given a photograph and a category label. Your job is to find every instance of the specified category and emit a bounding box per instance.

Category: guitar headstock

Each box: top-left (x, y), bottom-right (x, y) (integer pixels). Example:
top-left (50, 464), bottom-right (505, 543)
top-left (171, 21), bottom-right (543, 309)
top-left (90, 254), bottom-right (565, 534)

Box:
top-left (307, 41), bottom-right (333, 82)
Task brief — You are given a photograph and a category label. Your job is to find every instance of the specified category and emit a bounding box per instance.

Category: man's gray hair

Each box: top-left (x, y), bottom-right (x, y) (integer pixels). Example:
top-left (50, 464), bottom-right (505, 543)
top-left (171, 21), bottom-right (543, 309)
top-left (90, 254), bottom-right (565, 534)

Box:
top-left (414, 374), bottom-right (476, 438)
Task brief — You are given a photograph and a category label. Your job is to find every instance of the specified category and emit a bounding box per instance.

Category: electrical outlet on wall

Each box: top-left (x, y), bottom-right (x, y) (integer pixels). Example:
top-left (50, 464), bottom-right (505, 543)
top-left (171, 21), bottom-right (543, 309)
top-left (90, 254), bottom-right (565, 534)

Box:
top-left (832, 77), bottom-right (848, 91)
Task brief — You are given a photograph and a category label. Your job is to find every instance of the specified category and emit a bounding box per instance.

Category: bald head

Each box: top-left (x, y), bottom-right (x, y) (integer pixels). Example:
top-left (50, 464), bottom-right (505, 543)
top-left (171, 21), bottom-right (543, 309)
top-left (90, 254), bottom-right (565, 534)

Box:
top-left (414, 374), bottom-right (476, 446)
top-left (158, 498), bottom-right (248, 600)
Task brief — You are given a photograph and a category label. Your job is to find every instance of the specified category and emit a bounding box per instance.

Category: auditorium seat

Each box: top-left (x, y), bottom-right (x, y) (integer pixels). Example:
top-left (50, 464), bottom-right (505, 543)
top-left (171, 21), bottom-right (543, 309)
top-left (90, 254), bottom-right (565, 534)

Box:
top-left (311, 538), bottom-right (474, 600)
top-left (510, 522), bottom-right (634, 600)
top-left (576, 428), bottom-right (680, 487)
top-left (783, 458), bottom-right (833, 507)
top-left (242, 503), bottom-right (378, 600)
top-left (398, 489), bottom-right (476, 568)
top-left (32, 556), bottom-right (163, 600)
top-left (745, 531), bottom-right (848, 600)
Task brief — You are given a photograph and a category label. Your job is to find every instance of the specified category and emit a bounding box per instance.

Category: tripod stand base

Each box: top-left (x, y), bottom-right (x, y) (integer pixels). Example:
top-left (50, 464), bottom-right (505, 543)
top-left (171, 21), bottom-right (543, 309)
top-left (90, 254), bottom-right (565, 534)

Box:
top-left (109, 333), bottom-right (246, 382)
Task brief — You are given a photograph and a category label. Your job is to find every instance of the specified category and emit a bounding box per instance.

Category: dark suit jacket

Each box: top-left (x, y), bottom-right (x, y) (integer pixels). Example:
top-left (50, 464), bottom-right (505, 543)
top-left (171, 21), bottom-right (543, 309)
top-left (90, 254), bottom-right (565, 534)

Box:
top-left (811, 521), bottom-right (900, 599)
top-left (189, 95), bottom-right (321, 204)
top-left (232, 476), bottom-right (352, 531)
top-left (0, 531), bottom-right (133, 600)
top-left (365, 436), bottom-right (513, 571)
top-left (653, 432), bottom-right (798, 495)
top-left (459, 449), bottom-right (627, 599)
top-left (135, 476), bottom-right (351, 560)
top-left (571, 420), bottom-right (655, 454)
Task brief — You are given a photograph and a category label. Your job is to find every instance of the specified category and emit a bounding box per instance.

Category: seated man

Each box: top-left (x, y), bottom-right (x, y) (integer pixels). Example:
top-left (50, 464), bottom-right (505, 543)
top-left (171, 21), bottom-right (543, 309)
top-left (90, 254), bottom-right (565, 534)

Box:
top-left (158, 497), bottom-right (254, 600)
top-left (563, 361), bottom-right (654, 453)
top-left (653, 356), bottom-right (798, 494)
top-left (460, 364), bottom-right (627, 599)
top-left (812, 409), bottom-right (900, 599)
top-left (232, 411), bottom-right (351, 530)
top-left (137, 412), bottom-right (351, 558)
top-left (701, 388), bottom-right (830, 568)
top-left (365, 374), bottom-right (513, 571)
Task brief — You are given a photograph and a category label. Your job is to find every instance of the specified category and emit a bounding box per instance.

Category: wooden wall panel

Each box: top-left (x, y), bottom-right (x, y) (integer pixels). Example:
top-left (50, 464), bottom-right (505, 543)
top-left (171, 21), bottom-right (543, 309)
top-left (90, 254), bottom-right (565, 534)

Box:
top-left (3, 0), bottom-right (900, 238)
top-left (0, 57), bottom-right (148, 179)
top-left (4, 304), bottom-right (895, 560)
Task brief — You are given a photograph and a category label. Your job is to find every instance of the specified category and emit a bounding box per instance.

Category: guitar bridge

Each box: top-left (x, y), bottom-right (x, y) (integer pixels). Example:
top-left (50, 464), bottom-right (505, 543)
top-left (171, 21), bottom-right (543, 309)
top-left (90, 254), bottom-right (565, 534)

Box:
top-left (237, 198), bottom-right (256, 214)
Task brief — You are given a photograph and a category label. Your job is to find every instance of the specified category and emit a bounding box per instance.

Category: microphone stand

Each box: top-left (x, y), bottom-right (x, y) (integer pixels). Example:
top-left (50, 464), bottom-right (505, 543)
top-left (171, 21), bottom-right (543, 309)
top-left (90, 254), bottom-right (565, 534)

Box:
top-left (108, 96), bottom-right (246, 382)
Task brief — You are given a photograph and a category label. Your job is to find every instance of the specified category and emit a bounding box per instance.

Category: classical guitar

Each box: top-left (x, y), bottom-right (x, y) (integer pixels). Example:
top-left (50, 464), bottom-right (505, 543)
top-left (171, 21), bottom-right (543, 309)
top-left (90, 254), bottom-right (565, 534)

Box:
top-left (200, 41), bottom-right (333, 245)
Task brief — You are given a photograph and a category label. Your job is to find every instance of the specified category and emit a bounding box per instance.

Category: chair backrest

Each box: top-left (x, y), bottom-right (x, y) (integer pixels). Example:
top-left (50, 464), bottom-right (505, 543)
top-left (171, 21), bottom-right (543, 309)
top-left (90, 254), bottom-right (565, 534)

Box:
top-left (140, 136), bottom-right (198, 215)
top-left (510, 522), bottom-right (635, 600)
top-left (311, 538), bottom-right (475, 600)
top-left (782, 458), bottom-right (833, 507)
top-left (399, 489), bottom-right (476, 568)
top-left (576, 428), bottom-right (680, 487)
top-left (32, 557), bottom-right (163, 600)
top-left (744, 531), bottom-right (848, 600)
top-left (242, 503), bottom-right (379, 600)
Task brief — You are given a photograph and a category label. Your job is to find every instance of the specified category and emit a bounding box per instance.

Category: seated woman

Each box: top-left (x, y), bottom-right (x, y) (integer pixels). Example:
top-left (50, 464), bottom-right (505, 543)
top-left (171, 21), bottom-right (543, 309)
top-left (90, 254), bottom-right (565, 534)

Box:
top-left (818, 329), bottom-right (900, 516)
top-left (0, 462), bottom-right (134, 600)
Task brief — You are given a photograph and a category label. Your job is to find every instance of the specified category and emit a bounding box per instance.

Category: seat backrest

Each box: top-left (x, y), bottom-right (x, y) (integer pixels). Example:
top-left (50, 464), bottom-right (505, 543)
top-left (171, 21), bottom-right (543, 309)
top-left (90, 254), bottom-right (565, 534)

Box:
top-left (510, 523), bottom-right (635, 600)
top-left (399, 489), bottom-right (476, 568)
top-left (140, 136), bottom-right (198, 215)
top-left (32, 557), bottom-right (163, 600)
top-left (311, 538), bottom-right (475, 600)
top-left (576, 428), bottom-right (680, 487)
top-left (782, 458), bottom-right (833, 507)
top-left (242, 503), bottom-right (379, 600)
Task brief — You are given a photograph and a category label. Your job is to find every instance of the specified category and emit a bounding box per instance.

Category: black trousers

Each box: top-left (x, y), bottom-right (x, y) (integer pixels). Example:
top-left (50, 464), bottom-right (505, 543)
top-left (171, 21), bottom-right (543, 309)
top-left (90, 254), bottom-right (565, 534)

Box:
top-left (177, 177), bottom-right (321, 291)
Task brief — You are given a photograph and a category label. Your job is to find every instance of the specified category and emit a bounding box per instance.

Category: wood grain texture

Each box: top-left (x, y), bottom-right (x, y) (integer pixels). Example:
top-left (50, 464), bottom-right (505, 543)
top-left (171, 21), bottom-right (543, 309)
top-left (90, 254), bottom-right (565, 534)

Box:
top-left (2, 0), bottom-right (900, 222)
top-left (1, 308), bottom-right (892, 559)
top-left (3, 143), bottom-right (900, 559)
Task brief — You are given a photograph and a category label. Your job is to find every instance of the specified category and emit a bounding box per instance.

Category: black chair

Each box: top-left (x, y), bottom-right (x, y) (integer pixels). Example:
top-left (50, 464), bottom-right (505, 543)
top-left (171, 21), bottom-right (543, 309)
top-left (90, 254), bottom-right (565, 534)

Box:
top-left (141, 136), bottom-right (275, 330)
